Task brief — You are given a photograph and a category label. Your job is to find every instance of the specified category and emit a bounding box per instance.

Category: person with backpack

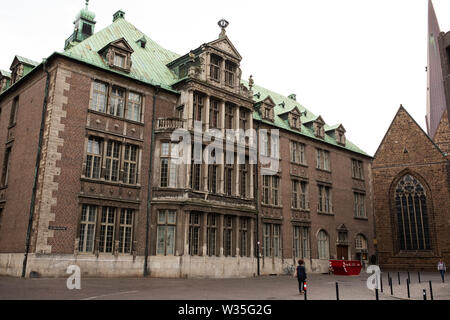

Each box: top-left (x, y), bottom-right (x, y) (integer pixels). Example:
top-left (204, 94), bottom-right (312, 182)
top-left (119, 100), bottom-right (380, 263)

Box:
top-left (294, 259), bottom-right (307, 295)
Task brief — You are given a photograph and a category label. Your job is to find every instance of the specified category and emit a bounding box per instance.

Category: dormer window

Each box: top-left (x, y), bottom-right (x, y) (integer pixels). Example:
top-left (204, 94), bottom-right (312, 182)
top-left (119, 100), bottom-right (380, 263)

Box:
top-left (315, 124), bottom-right (324, 138)
top-left (114, 53), bottom-right (126, 69)
top-left (210, 54), bottom-right (222, 81)
top-left (336, 131), bottom-right (346, 145)
top-left (225, 61), bottom-right (236, 87)
top-left (259, 96), bottom-right (275, 122)
top-left (99, 38), bottom-right (134, 73)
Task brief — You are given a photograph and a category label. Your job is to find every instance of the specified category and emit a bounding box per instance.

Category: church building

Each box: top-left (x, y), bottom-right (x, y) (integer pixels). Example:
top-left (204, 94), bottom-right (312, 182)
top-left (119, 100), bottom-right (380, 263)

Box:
top-left (373, 0), bottom-right (450, 271)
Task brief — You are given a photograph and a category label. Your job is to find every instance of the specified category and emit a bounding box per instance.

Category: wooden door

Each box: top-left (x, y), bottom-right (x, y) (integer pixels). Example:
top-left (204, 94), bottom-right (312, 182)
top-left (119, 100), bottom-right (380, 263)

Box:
top-left (337, 246), bottom-right (348, 260)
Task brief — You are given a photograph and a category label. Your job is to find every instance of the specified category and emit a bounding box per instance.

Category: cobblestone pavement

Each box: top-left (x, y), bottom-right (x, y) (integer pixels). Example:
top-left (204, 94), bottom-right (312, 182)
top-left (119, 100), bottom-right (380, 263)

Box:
top-left (0, 272), bottom-right (448, 300)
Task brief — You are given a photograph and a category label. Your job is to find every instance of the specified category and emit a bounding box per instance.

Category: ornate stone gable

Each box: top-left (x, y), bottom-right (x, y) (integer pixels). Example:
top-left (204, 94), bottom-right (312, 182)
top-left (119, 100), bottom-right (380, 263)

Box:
top-left (208, 36), bottom-right (242, 60)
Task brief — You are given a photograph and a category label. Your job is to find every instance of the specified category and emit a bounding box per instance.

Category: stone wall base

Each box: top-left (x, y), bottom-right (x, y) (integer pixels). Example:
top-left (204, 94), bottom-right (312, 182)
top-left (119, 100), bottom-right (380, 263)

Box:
top-left (0, 253), bottom-right (331, 278)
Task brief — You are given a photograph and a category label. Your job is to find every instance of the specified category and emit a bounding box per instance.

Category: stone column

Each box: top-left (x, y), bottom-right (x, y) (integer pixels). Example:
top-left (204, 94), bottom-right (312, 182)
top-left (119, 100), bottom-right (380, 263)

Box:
top-left (204, 95), bottom-right (210, 132)
top-left (218, 100), bottom-right (226, 194)
top-left (187, 90), bottom-right (194, 130)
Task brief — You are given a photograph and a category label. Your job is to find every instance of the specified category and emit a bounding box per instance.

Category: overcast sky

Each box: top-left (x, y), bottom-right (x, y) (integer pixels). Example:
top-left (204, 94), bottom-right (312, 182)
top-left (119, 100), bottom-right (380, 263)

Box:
top-left (1, 0), bottom-right (448, 156)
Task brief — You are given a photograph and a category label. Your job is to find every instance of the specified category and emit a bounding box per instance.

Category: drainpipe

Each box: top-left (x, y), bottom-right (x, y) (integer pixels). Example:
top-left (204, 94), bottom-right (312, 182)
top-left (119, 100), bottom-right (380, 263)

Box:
top-left (22, 59), bottom-right (51, 278)
top-left (255, 121), bottom-right (261, 276)
top-left (144, 85), bottom-right (160, 277)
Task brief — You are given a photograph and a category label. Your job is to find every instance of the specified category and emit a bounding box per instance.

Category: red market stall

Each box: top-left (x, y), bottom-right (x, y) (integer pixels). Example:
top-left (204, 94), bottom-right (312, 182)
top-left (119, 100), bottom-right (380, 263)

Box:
top-left (329, 260), bottom-right (362, 276)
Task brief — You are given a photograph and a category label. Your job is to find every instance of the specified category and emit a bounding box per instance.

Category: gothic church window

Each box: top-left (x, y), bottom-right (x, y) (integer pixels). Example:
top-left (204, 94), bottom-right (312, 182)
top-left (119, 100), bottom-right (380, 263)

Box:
top-left (395, 175), bottom-right (432, 251)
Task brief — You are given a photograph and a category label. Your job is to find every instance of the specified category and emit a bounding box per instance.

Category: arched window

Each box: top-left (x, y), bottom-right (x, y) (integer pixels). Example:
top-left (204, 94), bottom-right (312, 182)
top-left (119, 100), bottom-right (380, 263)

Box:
top-left (355, 234), bottom-right (367, 250)
top-left (318, 230), bottom-right (329, 259)
top-left (395, 174), bottom-right (432, 251)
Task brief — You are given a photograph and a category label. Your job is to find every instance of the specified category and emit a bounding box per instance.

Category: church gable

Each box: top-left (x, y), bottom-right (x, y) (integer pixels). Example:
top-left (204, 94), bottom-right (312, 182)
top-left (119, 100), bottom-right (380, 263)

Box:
top-left (374, 106), bottom-right (447, 167)
top-left (433, 110), bottom-right (450, 155)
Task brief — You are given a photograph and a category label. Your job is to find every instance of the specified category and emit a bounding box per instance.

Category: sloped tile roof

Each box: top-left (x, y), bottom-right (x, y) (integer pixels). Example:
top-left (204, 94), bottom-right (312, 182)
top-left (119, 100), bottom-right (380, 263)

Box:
top-left (62, 16), bottom-right (181, 92)
top-left (245, 81), bottom-right (368, 156)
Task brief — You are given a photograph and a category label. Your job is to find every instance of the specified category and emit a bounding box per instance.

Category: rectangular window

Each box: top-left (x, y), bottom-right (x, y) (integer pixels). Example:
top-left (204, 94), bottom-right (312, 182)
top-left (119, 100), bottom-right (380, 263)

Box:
top-left (123, 144), bottom-right (138, 185)
top-left (225, 61), bottom-right (236, 87)
top-left (157, 210), bottom-right (176, 255)
top-left (127, 92), bottom-right (142, 122)
top-left (91, 82), bottom-right (108, 113)
top-left (299, 181), bottom-right (308, 210)
top-left (239, 217), bottom-right (250, 257)
top-left (293, 226), bottom-right (301, 258)
top-left (225, 164), bottom-right (233, 196)
top-left (292, 180), bottom-right (308, 210)
top-left (262, 176), bottom-right (270, 205)
top-left (193, 93), bottom-right (204, 123)
top-left (1, 147), bottom-right (11, 187)
top-left (118, 209), bottom-right (134, 254)
top-left (239, 164), bottom-right (248, 198)
top-left (207, 214), bottom-right (217, 256)
top-left (352, 159), bottom-right (364, 180)
top-left (263, 223), bottom-right (281, 257)
top-left (208, 164), bottom-right (218, 194)
top-left (109, 86), bottom-right (125, 117)
top-left (273, 224), bottom-right (281, 257)
top-left (189, 213), bottom-right (201, 256)
top-left (114, 53), bottom-right (126, 68)
top-left (263, 223), bottom-right (271, 257)
top-left (78, 205), bottom-right (97, 253)
top-left (271, 176), bottom-right (280, 206)
top-left (293, 226), bottom-right (310, 258)
top-left (191, 163), bottom-right (202, 191)
top-left (160, 142), bottom-right (178, 188)
top-left (209, 99), bottom-right (220, 129)
top-left (239, 108), bottom-right (248, 131)
top-left (85, 137), bottom-right (102, 179)
top-left (290, 141), bottom-right (306, 164)
top-left (9, 96), bottom-right (19, 127)
top-left (292, 180), bottom-right (299, 209)
top-left (223, 215), bottom-right (233, 257)
top-left (98, 207), bottom-right (116, 253)
top-left (316, 149), bottom-right (330, 171)
top-left (302, 227), bottom-right (310, 258)
top-left (354, 192), bottom-right (367, 218)
top-left (225, 104), bottom-right (234, 129)
top-left (318, 185), bottom-right (332, 213)
top-left (105, 140), bottom-right (121, 182)
top-left (210, 54), bottom-right (221, 81)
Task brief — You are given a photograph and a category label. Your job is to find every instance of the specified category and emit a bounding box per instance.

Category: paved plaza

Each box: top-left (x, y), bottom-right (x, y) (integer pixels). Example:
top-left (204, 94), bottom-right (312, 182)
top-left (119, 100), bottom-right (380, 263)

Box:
top-left (0, 271), bottom-right (448, 300)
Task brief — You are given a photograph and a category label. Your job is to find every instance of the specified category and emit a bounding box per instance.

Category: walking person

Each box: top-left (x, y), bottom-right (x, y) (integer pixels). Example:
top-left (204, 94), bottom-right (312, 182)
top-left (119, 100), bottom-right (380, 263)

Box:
top-left (294, 259), bottom-right (307, 295)
top-left (438, 259), bottom-right (446, 283)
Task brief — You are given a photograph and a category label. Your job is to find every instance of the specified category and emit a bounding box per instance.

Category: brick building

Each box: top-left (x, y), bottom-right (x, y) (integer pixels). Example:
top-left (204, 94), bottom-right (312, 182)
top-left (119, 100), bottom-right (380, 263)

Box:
top-left (372, 1), bottom-right (450, 271)
top-left (0, 2), bottom-right (374, 278)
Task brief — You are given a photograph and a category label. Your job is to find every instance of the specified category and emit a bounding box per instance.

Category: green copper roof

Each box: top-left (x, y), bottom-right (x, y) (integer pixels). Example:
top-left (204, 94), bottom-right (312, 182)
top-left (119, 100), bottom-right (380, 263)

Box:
top-left (15, 55), bottom-right (39, 67)
top-left (0, 70), bottom-right (11, 78)
top-left (244, 81), bottom-right (368, 156)
top-left (76, 8), bottom-right (96, 21)
top-left (63, 16), bottom-right (180, 92)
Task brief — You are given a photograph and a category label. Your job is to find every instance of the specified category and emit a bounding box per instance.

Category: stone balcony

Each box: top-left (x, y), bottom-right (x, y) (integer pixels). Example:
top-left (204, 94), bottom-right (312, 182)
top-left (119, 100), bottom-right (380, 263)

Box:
top-left (156, 118), bottom-right (185, 131)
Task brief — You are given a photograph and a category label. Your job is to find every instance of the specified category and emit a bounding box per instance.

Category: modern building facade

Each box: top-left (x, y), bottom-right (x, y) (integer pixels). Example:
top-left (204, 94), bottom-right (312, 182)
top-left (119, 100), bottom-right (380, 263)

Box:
top-left (0, 2), bottom-right (374, 278)
top-left (372, 0), bottom-right (450, 271)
